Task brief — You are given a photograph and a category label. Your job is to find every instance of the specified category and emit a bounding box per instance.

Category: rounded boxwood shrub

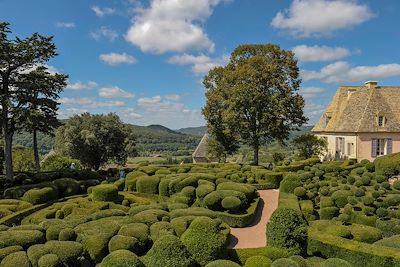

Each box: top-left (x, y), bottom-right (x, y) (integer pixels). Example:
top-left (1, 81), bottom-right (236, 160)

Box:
top-left (271, 258), bottom-right (299, 267)
top-left (267, 208), bottom-right (307, 255)
top-left (293, 187), bottom-right (306, 199)
top-left (245, 256), bottom-right (272, 267)
top-left (280, 174), bottom-right (302, 194)
top-left (58, 228), bottom-right (76, 241)
top-left (374, 235), bottom-right (400, 248)
top-left (319, 207), bottom-right (339, 220)
top-left (206, 260), bottom-right (242, 267)
top-left (1, 251), bottom-right (30, 267)
top-left (136, 176), bottom-right (160, 194)
top-left (181, 217), bottom-right (228, 266)
top-left (91, 184), bottom-right (119, 202)
top-left (354, 188), bottom-right (365, 197)
top-left (221, 196), bottom-right (242, 212)
top-left (38, 254), bottom-right (61, 267)
top-left (196, 184), bottom-right (215, 199)
top-left (22, 187), bottom-right (59, 205)
top-left (361, 176), bottom-right (371, 186)
top-left (118, 223), bottom-right (149, 249)
top-left (0, 230), bottom-right (45, 249)
top-left (393, 180), bottom-right (400, 190)
top-left (320, 258), bottom-right (352, 267)
top-left (150, 222), bottom-right (175, 241)
top-left (27, 241), bottom-right (83, 267)
top-left (347, 176), bottom-right (356, 184)
top-left (363, 196), bottom-right (374, 206)
top-left (375, 217), bottom-right (400, 237)
top-left (331, 190), bottom-right (352, 208)
top-left (142, 234), bottom-right (196, 267)
top-left (100, 249), bottom-right (145, 267)
top-left (374, 174), bottom-right (387, 183)
top-left (381, 181), bottom-right (391, 190)
top-left (377, 207), bottom-right (389, 218)
top-left (108, 235), bottom-right (139, 253)
top-left (203, 191), bottom-right (223, 211)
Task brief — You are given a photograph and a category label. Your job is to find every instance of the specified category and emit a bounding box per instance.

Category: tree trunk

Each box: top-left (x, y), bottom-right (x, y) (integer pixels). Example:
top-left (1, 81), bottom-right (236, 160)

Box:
top-left (33, 129), bottom-right (40, 172)
top-left (4, 131), bottom-right (13, 182)
top-left (253, 143), bottom-right (259, 165)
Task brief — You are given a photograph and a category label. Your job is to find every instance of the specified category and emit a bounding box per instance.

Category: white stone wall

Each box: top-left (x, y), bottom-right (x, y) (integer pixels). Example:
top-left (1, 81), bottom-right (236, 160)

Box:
top-left (315, 133), bottom-right (357, 161)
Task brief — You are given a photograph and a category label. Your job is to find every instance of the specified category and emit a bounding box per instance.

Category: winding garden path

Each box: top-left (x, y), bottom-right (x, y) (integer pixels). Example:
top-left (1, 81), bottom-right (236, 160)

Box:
top-left (227, 189), bottom-right (279, 249)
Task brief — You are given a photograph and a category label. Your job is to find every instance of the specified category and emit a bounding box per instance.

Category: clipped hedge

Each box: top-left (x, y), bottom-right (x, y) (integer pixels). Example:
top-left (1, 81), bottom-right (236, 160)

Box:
top-left (374, 152), bottom-right (400, 177)
top-left (100, 249), bottom-right (145, 267)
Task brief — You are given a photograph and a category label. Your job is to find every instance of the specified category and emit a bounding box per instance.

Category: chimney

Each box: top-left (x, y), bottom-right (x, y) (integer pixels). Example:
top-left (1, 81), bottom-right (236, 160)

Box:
top-left (365, 81), bottom-right (378, 88)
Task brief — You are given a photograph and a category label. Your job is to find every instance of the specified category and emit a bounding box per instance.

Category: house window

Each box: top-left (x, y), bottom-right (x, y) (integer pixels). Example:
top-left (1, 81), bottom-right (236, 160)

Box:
top-left (372, 138), bottom-right (393, 157)
top-left (378, 116), bottom-right (385, 127)
top-left (336, 137), bottom-right (345, 154)
top-left (347, 143), bottom-right (354, 156)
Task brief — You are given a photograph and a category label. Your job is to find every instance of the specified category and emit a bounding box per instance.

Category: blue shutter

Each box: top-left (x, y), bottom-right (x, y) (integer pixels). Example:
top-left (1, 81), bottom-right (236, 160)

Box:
top-left (387, 139), bottom-right (393, 154)
top-left (371, 139), bottom-right (377, 157)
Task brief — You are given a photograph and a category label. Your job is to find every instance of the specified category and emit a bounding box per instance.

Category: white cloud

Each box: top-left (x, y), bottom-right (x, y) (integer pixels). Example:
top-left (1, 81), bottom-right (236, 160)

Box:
top-left (60, 97), bottom-right (125, 108)
top-left (99, 52), bottom-right (136, 66)
top-left (91, 26), bottom-right (118, 41)
top-left (135, 95), bottom-right (204, 128)
top-left (92, 6), bottom-right (116, 17)
top-left (66, 81), bottom-right (97, 91)
top-left (168, 53), bottom-right (229, 74)
top-left (119, 108), bottom-right (143, 119)
top-left (304, 101), bottom-right (326, 123)
top-left (299, 87), bottom-right (326, 99)
top-left (56, 22), bottom-right (76, 28)
top-left (99, 86), bottom-right (134, 98)
top-left (292, 45), bottom-right (350, 62)
top-left (58, 108), bottom-right (88, 119)
top-left (271, 0), bottom-right (374, 37)
top-left (165, 94), bottom-right (182, 101)
top-left (302, 61), bottom-right (400, 84)
top-left (125, 0), bottom-right (227, 54)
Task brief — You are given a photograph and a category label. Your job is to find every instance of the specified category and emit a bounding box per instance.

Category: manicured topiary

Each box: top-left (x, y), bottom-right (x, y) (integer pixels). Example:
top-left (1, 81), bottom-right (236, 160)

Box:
top-left (354, 188), bottom-right (365, 197)
top-left (0, 230), bottom-right (45, 249)
top-left (280, 174), bottom-right (302, 194)
top-left (244, 255), bottom-right (272, 267)
top-left (221, 196), bottom-right (242, 212)
top-left (142, 234), bottom-right (196, 267)
top-left (181, 217), bottom-right (228, 265)
top-left (271, 258), bottom-right (299, 267)
top-left (27, 241), bottom-right (83, 267)
top-left (347, 176), bottom-right (355, 185)
top-left (289, 255), bottom-right (308, 267)
top-left (393, 181), bottom-right (400, 190)
top-left (196, 184), bottom-right (215, 199)
top-left (38, 254), bottom-right (62, 267)
top-left (22, 187), bottom-right (59, 204)
top-left (100, 249), bottom-right (145, 267)
top-left (150, 222), bottom-right (175, 241)
top-left (363, 196), bottom-right (374, 206)
top-left (118, 223), bottom-right (149, 249)
top-left (375, 218), bottom-right (400, 237)
top-left (319, 207), bottom-right (339, 220)
top-left (374, 234), bottom-right (400, 248)
top-left (361, 176), bottom-right (371, 186)
top-left (90, 184), bottom-right (119, 202)
top-left (0, 246), bottom-right (23, 261)
top-left (331, 190), bottom-right (352, 208)
top-left (0, 251), bottom-right (30, 267)
top-left (206, 260), bottom-right (242, 267)
top-left (381, 181), bottom-right (391, 190)
top-left (319, 197), bottom-right (334, 209)
top-left (320, 258), bottom-right (353, 267)
top-left (377, 207), bottom-right (389, 218)
top-left (216, 182), bottom-right (256, 200)
top-left (267, 208), bottom-right (307, 255)
top-left (293, 187), bottom-right (306, 199)
top-left (136, 176), bottom-right (161, 194)
top-left (108, 235), bottom-right (139, 253)
top-left (203, 191), bottom-right (222, 211)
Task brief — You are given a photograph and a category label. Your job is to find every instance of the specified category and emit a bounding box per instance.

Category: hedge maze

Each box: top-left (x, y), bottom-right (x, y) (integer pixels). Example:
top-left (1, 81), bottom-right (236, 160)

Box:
top-left (1, 155), bottom-right (400, 266)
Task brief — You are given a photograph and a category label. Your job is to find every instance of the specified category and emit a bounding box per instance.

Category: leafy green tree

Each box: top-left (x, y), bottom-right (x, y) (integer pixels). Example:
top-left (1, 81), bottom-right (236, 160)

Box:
top-left (0, 22), bottom-right (60, 181)
top-left (12, 145), bottom-right (35, 172)
top-left (55, 113), bottom-right (136, 170)
top-left (207, 139), bottom-right (227, 163)
top-left (292, 133), bottom-right (327, 159)
top-left (18, 66), bottom-right (67, 172)
top-left (203, 44), bottom-right (307, 165)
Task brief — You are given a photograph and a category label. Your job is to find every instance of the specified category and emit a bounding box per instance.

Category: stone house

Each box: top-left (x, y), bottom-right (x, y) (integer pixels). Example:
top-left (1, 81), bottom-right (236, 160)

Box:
top-left (312, 81), bottom-right (400, 162)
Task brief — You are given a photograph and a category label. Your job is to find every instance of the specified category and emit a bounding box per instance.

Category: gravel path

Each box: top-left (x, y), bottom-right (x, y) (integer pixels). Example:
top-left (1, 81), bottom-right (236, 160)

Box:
top-left (227, 189), bottom-right (279, 249)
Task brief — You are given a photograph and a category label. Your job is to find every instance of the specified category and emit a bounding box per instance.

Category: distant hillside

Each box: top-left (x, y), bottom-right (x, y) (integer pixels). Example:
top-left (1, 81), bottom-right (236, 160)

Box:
top-left (176, 126), bottom-right (207, 136)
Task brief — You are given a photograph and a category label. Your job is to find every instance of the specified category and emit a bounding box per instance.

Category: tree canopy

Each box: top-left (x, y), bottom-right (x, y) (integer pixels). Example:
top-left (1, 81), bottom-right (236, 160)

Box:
top-left (202, 44), bottom-right (307, 165)
top-left (292, 133), bottom-right (327, 159)
top-left (55, 113), bottom-right (137, 170)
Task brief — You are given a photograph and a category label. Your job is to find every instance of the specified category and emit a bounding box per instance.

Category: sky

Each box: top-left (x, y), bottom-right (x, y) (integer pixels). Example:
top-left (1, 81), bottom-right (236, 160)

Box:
top-left (1, 0), bottom-right (400, 129)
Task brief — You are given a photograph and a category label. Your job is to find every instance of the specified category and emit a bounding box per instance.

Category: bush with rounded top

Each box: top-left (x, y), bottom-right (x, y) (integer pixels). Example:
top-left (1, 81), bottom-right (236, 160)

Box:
top-left (150, 222), bottom-right (174, 241)
top-left (331, 190), bottom-right (352, 208)
top-left (320, 258), bottom-right (353, 267)
top-left (221, 196), bottom-right (243, 212)
top-left (216, 182), bottom-right (256, 200)
top-left (393, 181), bottom-right (400, 190)
top-left (90, 184), bottom-right (119, 202)
top-left (100, 249), bottom-right (145, 267)
top-left (244, 255), bottom-right (272, 267)
top-left (38, 254), bottom-right (61, 267)
top-left (181, 216), bottom-right (228, 266)
top-left (354, 188), bottom-right (365, 197)
top-left (27, 241), bottom-right (83, 267)
top-left (136, 176), bottom-right (160, 194)
top-left (118, 223), bottom-right (149, 248)
top-left (1, 251), bottom-right (30, 267)
top-left (361, 176), bottom-right (371, 186)
top-left (206, 259), bottom-right (242, 267)
top-left (108, 235), bottom-right (139, 253)
top-left (377, 207), bottom-right (388, 218)
top-left (142, 234), bottom-right (196, 267)
top-left (271, 258), bottom-right (299, 267)
top-left (381, 181), bottom-right (391, 190)
top-left (375, 218), bottom-right (400, 237)
top-left (374, 234), bottom-right (400, 248)
top-left (267, 208), bottom-right (308, 255)
top-left (280, 174), bottom-right (302, 194)
top-left (294, 187), bottom-right (306, 198)
top-left (0, 229), bottom-right (45, 249)
top-left (22, 187), bottom-right (59, 204)
top-left (58, 228), bottom-right (76, 241)
top-left (196, 184), bottom-right (215, 199)
top-left (319, 207), bottom-right (339, 220)
top-left (0, 246), bottom-right (23, 261)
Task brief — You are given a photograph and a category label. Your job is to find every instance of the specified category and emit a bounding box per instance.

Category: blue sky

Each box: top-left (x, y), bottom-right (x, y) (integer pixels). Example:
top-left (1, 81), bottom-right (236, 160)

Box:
top-left (1, 0), bottom-right (400, 129)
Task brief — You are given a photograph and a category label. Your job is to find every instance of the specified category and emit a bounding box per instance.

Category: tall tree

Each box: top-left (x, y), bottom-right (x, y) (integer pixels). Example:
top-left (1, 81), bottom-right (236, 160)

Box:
top-left (18, 66), bottom-right (67, 172)
top-left (55, 113), bottom-right (136, 170)
top-left (292, 133), bottom-right (327, 159)
top-left (203, 44), bottom-right (307, 165)
top-left (0, 22), bottom-right (58, 181)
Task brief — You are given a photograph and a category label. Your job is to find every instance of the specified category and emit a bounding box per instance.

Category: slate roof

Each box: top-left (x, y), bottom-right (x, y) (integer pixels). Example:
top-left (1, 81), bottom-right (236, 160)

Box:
top-left (312, 83), bottom-right (400, 133)
top-left (192, 133), bottom-right (210, 158)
